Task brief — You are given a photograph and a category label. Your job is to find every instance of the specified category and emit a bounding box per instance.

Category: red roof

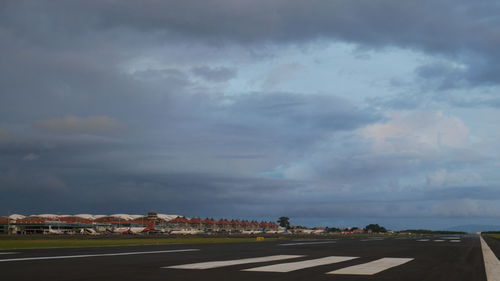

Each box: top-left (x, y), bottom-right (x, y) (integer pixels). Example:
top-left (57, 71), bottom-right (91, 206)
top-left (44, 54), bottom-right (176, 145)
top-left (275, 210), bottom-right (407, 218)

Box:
top-left (16, 218), bottom-right (47, 224)
top-left (202, 218), bottom-right (216, 224)
top-left (217, 219), bottom-right (229, 225)
top-left (189, 218), bottom-right (202, 224)
top-left (141, 224), bottom-right (156, 232)
top-left (94, 217), bottom-right (116, 223)
top-left (170, 217), bottom-right (189, 223)
top-left (129, 220), bottom-right (148, 225)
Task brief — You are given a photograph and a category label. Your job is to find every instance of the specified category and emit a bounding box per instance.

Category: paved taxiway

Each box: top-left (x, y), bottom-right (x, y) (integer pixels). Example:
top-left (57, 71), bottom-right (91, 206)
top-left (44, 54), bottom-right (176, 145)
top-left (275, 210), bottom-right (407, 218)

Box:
top-left (0, 235), bottom-right (498, 281)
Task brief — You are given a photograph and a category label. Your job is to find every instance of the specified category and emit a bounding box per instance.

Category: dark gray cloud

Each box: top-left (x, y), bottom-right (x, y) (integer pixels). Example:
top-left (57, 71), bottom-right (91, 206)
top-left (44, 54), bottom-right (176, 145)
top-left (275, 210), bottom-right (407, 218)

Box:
top-left (3, 133), bottom-right (496, 220)
top-left (415, 62), bottom-right (469, 90)
top-left (34, 116), bottom-right (123, 134)
top-left (3, 0), bottom-right (500, 88)
top-left (191, 66), bottom-right (237, 82)
top-left (0, 86), bottom-right (379, 218)
top-left (2, 0), bottom-right (500, 229)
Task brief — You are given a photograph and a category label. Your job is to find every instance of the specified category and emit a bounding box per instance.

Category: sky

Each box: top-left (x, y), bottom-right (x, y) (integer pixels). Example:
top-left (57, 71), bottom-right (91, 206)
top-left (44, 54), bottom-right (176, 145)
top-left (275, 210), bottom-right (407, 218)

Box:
top-left (1, 0), bottom-right (500, 230)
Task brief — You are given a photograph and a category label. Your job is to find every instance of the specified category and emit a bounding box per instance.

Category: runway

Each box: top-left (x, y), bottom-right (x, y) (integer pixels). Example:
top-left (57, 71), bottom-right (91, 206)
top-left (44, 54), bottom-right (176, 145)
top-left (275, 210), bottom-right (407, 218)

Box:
top-left (0, 235), bottom-right (498, 281)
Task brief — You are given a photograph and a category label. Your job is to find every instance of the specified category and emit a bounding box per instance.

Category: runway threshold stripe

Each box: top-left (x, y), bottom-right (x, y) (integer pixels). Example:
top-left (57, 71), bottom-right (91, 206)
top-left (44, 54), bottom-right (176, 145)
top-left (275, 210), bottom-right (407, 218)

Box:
top-left (165, 255), bottom-right (303, 269)
top-left (279, 241), bottom-right (336, 246)
top-left (327, 258), bottom-right (414, 275)
top-left (0, 252), bottom-right (19, 255)
top-left (243, 256), bottom-right (358, 272)
top-left (480, 236), bottom-right (500, 281)
top-left (0, 249), bottom-right (199, 262)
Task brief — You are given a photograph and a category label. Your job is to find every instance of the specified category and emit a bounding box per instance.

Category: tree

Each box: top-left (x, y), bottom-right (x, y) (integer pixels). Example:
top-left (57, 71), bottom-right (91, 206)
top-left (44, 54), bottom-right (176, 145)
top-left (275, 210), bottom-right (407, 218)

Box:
top-left (325, 227), bottom-right (341, 233)
top-left (277, 217), bottom-right (290, 229)
top-left (364, 224), bottom-right (387, 233)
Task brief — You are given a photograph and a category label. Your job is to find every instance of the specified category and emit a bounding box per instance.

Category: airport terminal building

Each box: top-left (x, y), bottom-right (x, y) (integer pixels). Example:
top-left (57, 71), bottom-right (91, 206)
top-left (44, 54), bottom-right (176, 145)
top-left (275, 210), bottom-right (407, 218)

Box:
top-left (0, 212), bottom-right (279, 235)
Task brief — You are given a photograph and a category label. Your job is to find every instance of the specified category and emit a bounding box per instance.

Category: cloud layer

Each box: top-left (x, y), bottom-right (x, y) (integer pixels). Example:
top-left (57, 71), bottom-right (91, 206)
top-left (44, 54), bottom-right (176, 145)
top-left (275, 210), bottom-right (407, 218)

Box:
top-left (34, 116), bottom-right (123, 134)
top-left (1, 0), bottom-right (500, 229)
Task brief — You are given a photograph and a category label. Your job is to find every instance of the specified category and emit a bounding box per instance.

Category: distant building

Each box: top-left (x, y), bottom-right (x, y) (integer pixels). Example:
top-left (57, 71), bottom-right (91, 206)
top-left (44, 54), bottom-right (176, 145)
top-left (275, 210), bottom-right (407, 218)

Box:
top-left (0, 212), bottom-right (278, 235)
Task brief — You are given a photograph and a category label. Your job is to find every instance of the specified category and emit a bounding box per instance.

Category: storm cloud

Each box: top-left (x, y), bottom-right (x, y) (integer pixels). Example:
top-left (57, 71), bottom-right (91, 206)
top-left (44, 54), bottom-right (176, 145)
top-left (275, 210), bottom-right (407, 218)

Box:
top-left (1, 0), bottom-right (500, 229)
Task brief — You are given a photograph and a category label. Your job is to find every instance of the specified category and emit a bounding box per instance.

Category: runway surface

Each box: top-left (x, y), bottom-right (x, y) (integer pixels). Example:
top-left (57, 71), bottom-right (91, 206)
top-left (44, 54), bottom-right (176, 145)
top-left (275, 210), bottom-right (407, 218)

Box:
top-left (0, 235), bottom-right (498, 281)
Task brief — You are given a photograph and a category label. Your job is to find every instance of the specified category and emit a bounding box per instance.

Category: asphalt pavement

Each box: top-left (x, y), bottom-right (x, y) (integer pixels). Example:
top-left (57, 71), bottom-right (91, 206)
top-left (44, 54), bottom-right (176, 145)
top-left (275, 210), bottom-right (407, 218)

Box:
top-left (0, 235), bottom-right (497, 281)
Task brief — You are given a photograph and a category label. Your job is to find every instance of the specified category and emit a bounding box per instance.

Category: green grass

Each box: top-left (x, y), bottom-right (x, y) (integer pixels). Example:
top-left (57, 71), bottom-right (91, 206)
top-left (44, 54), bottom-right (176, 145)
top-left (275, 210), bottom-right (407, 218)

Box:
top-left (489, 234), bottom-right (500, 239)
top-left (0, 237), bottom-right (280, 250)
top-left (0, 233), bottom-right (425, 250)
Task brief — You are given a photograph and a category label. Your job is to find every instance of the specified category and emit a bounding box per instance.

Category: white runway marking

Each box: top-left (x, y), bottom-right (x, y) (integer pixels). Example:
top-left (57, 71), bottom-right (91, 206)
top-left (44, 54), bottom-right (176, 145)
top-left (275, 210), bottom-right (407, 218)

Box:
top-left (279, 241), bottom-right (337, 246)
top-left (450, 240), bottom-right (461, 243)
top-left (433, 240), bottom-right (445, 242)
top-left (327, 257), bottom-right (414, 275)
top-left (480, 236), bottom-right (500, 281)
top-left (0, 252), bottom-right (19, 255)
top-left (243, 256), bottom-right (358, 272)
top-left (0, 249), bottom-right (199, 263)
top-left (416, 239), bottom-right (430, 242)
top-left (165, 255), bottom-right (303, 270)
top-left (360, 239), bottom-right (385, 242)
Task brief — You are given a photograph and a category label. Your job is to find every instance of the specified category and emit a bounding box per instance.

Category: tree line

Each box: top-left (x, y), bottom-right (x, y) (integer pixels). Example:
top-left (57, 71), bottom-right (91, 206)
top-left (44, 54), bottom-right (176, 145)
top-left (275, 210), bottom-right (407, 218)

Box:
top-left (277, 217), bottom-right (389, 233)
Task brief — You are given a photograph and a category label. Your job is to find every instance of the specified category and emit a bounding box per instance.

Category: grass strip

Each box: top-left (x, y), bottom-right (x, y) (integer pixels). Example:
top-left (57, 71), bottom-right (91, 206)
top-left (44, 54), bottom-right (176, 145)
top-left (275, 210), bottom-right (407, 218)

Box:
top-left (489, 234), bottom-right (500, 240)
top-left (0, 237), bottom-right (281, 250)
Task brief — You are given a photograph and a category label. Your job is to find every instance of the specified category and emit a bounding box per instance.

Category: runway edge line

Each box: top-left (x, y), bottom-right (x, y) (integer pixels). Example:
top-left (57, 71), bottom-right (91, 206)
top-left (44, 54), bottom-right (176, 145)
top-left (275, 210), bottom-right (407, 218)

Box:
top-left (480, 235), bottom-right (500, 281)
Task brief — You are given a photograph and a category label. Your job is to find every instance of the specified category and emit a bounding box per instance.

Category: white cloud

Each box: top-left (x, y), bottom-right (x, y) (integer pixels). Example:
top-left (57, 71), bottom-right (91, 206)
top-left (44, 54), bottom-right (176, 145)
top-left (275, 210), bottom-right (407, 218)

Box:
top-left (268, 110), bottom-right (480, 193)
top-left (34, 115), bottom-right (123, 135)
top-left (361, 110), bottom-right (470, 155)
top-left (22, 153), bottom-right (39, 161)
top-left (430, 199), bottom-right (500, 217)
